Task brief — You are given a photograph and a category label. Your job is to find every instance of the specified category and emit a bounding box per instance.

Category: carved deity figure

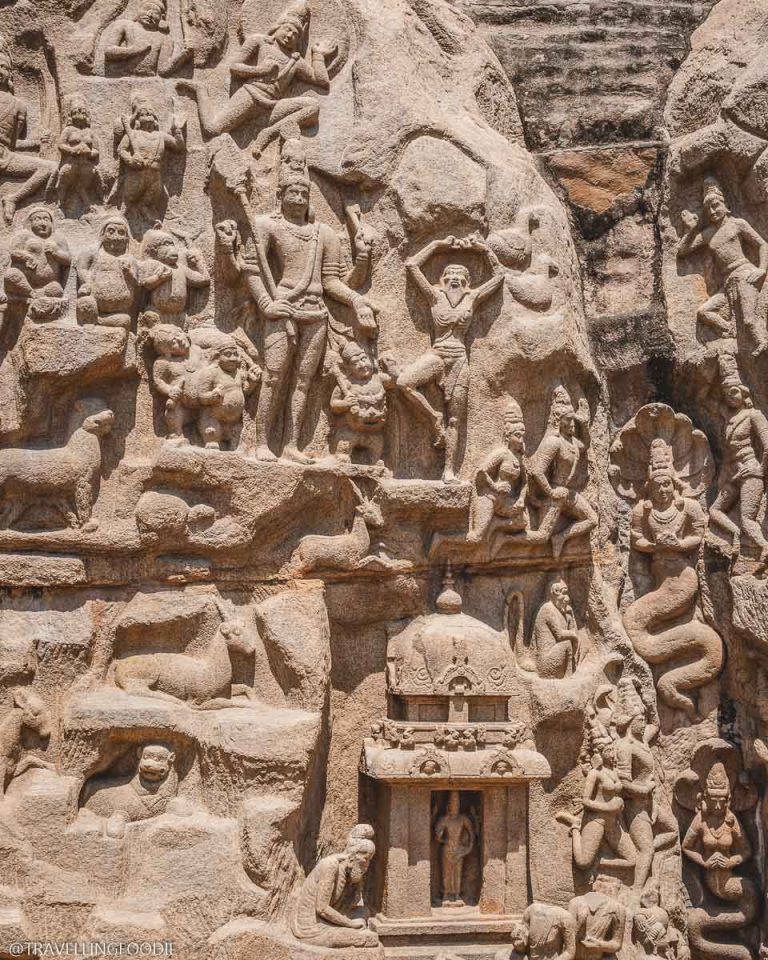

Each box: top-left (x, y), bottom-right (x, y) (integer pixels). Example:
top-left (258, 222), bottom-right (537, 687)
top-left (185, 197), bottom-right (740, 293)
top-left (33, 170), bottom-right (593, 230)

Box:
top-left (100, 0), bottom-right (192, 77)
top-left (528, 386), bottom-right (597, 557)
top-left (530, 579), bottom-right (580, 678)
top-left (681, 763), bottom-right (758, 960)
top-left (186, 337), bottom-right (260, 450)
top-left (83, 743), bottom-right (183, 838)
top-left (435, 790), bottom-right (476, 906)
top-left (0, 687), bottom-right (51, 797)
top-left (230, 145), bottom-right (376, 462)
top-left (3, 207), bottom-right (71, 319)
top-left (0, 43), bottom-right (56, 225)
top-left (329, 340), bottom-right (393, 469)
top-left (398, 234), bottom-right (503, 483)
top-left (140, 227), bottom-right (210, 327)
top-left (110, 96), bottom-right (185, 221)
top-left (517, 901), bottom-right (576, 960)
top-left (623, 439), bottom-right (724, 716)
top-left (556, 738), bottom-right (636, 875)
top-left (678, 177), bottom-right (768, 350)
top-left (709, 357), bottom-right (768, 564)
top-left (77, 215), bottom-right (147, 328)
top-left (467, 397), bottom-right (529, 546)
top-left (569, 879), bottom-right (626, 960)
top-left (290, 833), bottom-right (378, 948)
top-left (56, 94), bottom-right (103, 210)
top-left (177, 0), bottom-right (336, 157)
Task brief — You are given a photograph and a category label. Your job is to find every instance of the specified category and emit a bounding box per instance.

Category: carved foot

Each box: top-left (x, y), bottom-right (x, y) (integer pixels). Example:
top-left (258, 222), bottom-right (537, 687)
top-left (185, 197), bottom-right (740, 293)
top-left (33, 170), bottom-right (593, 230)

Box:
top-left (254, 445), bottom-right (278, 462)
top-left (282, 445), bottom-right (313, 465)
top-left (551, 529), bottom-right (567, 559)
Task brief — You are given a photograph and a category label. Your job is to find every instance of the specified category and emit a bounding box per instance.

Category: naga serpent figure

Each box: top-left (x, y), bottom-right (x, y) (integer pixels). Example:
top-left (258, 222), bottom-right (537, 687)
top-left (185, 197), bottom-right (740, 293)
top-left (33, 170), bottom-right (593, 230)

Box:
top-left (623, 438), bottom-right (723, 717)
top-left (682, 763), bottom-right (758, 960)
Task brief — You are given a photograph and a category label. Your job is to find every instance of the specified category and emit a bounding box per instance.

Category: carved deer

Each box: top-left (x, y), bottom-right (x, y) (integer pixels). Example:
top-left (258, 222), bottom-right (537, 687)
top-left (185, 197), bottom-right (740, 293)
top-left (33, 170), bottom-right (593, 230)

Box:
top-left (290, 483), bottom-right (385, 573)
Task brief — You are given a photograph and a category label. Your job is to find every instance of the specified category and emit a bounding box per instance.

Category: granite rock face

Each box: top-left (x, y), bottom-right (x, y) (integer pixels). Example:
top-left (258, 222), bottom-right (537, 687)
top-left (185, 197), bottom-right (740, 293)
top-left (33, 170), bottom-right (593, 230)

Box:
top-left (0, 1), bottom-right (764, 959)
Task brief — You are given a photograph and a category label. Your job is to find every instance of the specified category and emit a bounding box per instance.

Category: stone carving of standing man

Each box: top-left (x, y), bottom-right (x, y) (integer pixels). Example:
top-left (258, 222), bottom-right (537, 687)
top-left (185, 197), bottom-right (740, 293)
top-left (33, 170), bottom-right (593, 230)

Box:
top-left (435, 790), bottom-right (476, 906)
top-left (229, 143), bottom-right (376, 462)
top-left (0, 41), bottom-right (55, 225)
top-left (709, 355), bottom-right (768, 564)
top-left (528, 386), bottom-right (597, 557)
top-left (178, 0), bottom-right (337, 157)
top-left (399, 235), bottom-right (503, 483)
top-left (678, 176), bottom-right (768, 352)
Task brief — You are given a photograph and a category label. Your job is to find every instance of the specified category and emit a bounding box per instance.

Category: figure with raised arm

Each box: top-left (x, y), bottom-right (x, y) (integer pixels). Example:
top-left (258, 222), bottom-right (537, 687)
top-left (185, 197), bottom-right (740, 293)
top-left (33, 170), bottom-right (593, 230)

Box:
top-left (398, 234), bottom-right (503, 483)
top-left (177, 0), bottom-right (337, 157)
top-left (678, 176), bottom-right (768, 351)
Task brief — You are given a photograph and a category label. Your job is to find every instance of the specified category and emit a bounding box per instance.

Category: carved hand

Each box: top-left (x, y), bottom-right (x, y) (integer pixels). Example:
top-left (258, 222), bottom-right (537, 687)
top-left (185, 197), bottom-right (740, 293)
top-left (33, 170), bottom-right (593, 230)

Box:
top-left (314, 39), bottom-right (338, 60)
top-left (215, 220), bottom-right (238, 249)
top-left (681, 209), bottom-right (698, 230)
top-left (263, 300), bottom-right (295, 321)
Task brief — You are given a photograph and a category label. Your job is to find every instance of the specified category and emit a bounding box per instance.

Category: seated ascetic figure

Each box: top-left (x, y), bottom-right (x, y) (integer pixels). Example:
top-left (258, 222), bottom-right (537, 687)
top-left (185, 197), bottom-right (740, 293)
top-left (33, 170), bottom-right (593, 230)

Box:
top-left (290, 830), bottom-right (379, 948)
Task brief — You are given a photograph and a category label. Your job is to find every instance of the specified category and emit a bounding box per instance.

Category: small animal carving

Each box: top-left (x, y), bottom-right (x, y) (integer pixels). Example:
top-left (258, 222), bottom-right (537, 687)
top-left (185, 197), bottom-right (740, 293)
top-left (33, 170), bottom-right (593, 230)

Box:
top-left (112, 618), bottom-right (257, 706)
top-left (0, 398), bottom-right (114, 530)
top-left (135, 491), bottom-right (216, 548)
top-left (290, 483), bottom-right (386, 573)
top-left (0, 687), bottom-right (52, 796)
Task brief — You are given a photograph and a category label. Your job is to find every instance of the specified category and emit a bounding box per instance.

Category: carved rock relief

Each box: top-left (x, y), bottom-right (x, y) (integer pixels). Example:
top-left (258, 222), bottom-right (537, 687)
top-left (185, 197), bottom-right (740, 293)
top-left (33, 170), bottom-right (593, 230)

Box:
top-left (0, 0), bottom-right (763, 959)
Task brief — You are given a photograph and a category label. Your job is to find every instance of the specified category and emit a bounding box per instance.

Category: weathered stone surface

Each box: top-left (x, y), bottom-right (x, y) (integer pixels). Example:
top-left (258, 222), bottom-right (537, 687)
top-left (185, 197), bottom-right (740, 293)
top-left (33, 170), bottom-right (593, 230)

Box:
top-left (0, 2), bottom-right (764, 960)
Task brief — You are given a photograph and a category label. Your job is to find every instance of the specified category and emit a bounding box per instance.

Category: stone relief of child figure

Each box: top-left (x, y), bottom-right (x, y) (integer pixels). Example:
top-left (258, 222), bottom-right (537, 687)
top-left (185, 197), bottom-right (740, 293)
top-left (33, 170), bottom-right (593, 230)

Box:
top-left (148, 323), bottom-right (198, 443)
top-left (187, 336), bottom-right (261, 449)
top-left (140, 226), bottom-right (210, 328)
top-left (329, 340), bottom-right (394, 471)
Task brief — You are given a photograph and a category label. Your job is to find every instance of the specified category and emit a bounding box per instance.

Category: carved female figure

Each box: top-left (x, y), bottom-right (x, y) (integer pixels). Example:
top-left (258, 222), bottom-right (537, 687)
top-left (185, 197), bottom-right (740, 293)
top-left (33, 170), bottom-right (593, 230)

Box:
top-left (467, 397), bottom-right (528, 545)
top-left (682, 763), bottom-right (758, 960)
top-left (557, 739), bottom-right (636, 874)
top-left (56, 94), bottom-right (103, 210)
top-left (398, 235), bottom-right (503, 483)
top-left (709, 360), bottom-right (768, 564)
top-left (615, 710), bottom-right (657, 893)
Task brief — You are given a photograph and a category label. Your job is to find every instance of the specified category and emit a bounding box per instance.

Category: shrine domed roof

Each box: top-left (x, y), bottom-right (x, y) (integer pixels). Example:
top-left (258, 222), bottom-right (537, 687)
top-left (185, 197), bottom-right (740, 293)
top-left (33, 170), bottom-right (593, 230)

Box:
top-left (387, 575), bottom-right (515, 696)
